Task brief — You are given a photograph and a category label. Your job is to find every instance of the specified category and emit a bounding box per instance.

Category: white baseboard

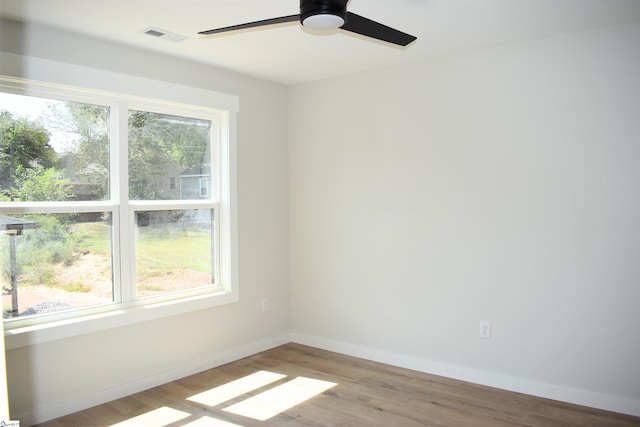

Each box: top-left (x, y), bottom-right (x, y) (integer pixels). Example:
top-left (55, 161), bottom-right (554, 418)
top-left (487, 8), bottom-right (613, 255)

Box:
top-left (16, 333), bottom-right (291, 426)
top-left (290, 333), bottom-right (640, 418)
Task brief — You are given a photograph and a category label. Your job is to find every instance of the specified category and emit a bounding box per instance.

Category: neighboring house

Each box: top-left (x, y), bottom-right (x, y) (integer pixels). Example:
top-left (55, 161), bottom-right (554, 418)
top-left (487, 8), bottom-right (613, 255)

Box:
top-left (62, 157), bottom-right (209, 202)
top-left (145, 156), bottom-right (185, 200)
top-left (179, 164), bottom-right (211, 200)
top-left (67, 182), bottom-right (101, 201)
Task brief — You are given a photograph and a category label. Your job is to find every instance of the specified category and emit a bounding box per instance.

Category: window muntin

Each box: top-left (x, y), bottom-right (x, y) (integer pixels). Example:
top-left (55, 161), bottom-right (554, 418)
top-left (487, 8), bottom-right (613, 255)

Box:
top-left (0, 84), bottom-right (227, 327)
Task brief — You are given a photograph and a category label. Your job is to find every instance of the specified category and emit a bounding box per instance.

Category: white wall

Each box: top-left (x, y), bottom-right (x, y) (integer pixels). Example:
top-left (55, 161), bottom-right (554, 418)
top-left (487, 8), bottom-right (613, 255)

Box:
top-left (289, 21), bottom-right (640, 415)
top-left (0, 19), bottom-right (290, 425)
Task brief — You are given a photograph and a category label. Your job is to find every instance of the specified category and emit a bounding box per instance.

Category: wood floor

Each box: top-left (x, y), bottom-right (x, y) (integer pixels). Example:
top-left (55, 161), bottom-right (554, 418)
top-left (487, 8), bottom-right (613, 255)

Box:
top-left (35, 343), bottom-right (639, 427)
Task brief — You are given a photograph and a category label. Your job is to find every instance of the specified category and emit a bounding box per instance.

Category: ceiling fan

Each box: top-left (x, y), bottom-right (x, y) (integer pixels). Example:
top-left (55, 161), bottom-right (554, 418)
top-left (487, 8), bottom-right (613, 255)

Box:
top-left (199, 0), bottom-right (417, 47)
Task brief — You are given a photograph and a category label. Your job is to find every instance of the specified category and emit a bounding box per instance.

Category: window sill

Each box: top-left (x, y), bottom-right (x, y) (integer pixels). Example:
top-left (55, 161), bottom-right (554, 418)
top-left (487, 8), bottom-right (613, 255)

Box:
top-left (4, 290), bottom-right (237, 350)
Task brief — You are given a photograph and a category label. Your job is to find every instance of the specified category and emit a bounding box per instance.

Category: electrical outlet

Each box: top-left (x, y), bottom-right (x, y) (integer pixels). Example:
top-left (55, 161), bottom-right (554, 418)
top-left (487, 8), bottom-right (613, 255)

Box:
top-left (262, 297), bottom-right (270, 313)
top-left (479, 321), bottom-right (491, 339)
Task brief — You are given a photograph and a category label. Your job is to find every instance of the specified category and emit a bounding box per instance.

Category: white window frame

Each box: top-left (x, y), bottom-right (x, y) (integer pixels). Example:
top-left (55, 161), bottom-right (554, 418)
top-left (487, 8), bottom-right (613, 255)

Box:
top-left (0, 56), bottom-right (239, 350)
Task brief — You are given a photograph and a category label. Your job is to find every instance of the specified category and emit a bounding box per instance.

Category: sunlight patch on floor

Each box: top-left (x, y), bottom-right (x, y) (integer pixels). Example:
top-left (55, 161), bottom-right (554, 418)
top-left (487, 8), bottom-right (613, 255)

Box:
top-left (187, 370), bottom-right (286, 406)
top-left (182, 416), bottom-right (245, 426)
top-left (109, 406), bottom-right (190, 426)
top-left (223, 376), bottom-right (337, 421)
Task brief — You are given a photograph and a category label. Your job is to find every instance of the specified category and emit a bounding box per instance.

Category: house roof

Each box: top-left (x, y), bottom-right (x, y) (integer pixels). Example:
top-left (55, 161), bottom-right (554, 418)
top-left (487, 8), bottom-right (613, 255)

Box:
top-left (180, 164), bottom-right (211, 177)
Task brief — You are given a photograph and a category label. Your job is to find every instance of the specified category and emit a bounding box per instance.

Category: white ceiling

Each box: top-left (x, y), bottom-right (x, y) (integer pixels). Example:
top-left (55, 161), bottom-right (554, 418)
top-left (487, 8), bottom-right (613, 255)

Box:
top-left (1, 0), bottom-right (640, 85)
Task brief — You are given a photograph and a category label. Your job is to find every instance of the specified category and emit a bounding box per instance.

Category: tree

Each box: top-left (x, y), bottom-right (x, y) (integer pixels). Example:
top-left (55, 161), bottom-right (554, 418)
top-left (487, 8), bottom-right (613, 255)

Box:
top-left (12, 165), bottom-right (72, 202)
top-left (129, 110), bottom-right (210, 167)
top-left (0, 111), bottom-right (56, 194)
top-left (53, 103), bottom-right (110, 199)
top-left (128, 110), bottom-right (210, 199)
top-left (0, 111), bottom-right (74, 316)
top-left (45, 104), bottom-right (211, 201)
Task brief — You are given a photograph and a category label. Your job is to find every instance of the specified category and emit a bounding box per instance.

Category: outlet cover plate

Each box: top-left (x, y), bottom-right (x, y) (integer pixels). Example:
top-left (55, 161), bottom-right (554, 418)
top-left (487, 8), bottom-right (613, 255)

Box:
top-left (480, 321), bottom-right (491, 339)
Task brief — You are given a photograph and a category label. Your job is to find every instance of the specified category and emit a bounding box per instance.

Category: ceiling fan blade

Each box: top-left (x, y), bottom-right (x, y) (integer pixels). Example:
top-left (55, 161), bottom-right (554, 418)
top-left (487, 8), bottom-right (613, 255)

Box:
top-left (341, 12), bottom-right (416, 46)
top-left (199, 14), bottom-right (300, 35)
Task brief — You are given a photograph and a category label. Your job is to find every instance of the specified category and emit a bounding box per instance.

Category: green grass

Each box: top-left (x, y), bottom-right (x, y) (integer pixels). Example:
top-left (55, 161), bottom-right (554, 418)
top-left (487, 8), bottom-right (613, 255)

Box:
top-left (135, 228), bottom-right (211, 281)
top-left (137, 284), bottom-right (165, 292)
top-left (57, 282), bottom-right (92, 293)
top-left (2, 219), bottom-right (212, 318)
top-left (72, 221), bottom-right (211, 279)
top-left (11, 221), bottom-right (211, 291)
top-left (73, 221), bottom-right (112, 256)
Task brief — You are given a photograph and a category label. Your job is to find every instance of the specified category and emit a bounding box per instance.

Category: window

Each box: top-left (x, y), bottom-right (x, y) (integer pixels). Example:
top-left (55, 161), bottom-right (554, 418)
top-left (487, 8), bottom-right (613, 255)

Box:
top-left (0, 73), bottom-right (237, 335)
top-left (199, 177), bottom-right (209, 198)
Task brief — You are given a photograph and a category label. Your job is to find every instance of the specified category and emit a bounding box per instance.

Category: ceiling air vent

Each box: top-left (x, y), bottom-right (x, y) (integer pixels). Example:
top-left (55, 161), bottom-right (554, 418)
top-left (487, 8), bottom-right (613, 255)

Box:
top-left (141, 27), bottom-right (187, 43)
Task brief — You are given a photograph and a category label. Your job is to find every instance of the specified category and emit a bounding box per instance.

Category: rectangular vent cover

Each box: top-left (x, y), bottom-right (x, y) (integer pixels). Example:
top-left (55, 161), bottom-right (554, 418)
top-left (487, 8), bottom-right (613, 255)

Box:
top-left (140, 27), bottom-right (187, 43)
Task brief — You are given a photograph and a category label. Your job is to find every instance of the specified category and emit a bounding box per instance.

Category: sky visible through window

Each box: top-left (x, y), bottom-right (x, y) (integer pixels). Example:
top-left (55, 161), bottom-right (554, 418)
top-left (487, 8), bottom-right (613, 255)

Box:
top-left (0, 92), bottom-right (81, 152)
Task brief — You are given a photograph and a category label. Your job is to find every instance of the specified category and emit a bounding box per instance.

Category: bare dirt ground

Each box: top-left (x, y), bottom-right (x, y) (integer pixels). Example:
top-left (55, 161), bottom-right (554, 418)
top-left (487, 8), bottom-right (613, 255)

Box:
top-left (2, 252), bottom-right (211, 316)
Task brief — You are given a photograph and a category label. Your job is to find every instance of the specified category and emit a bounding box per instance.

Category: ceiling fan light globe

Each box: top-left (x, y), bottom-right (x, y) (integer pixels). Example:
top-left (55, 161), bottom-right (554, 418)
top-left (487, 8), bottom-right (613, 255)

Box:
top-left (302, 13), bottom-right (344, 30)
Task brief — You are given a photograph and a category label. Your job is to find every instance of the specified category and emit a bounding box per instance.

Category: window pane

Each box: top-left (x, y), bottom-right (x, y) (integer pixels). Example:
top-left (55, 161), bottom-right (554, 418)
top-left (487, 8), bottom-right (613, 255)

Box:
top-left (135, 209), bottom-right (214, 298)
top-left (0, 92), bottom-right (110, 202)
top-left (128, 110), bottom-right (212, 200)
top-left (1, 213), bottom-right (113, 319)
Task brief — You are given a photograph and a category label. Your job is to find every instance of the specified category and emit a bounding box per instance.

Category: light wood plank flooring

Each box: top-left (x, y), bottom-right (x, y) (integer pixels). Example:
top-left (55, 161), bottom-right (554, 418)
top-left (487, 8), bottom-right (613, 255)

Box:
top-left (35, 343), bottom-right (639, 426)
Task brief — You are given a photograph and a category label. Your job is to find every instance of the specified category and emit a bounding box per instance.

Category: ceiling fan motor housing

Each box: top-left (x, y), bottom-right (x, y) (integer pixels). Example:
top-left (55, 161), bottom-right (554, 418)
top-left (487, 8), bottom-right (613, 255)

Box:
top-left (300, 0), bottom-right (347, 25)
top-left (199, 0), bottom-right (416, 47)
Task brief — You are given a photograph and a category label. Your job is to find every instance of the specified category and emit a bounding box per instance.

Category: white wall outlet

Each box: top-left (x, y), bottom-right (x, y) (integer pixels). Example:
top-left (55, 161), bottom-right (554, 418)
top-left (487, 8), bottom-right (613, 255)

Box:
top-left (479, 321), bottom-right (491, 339)
top-left (262, 297), bottom-right (270, 313)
